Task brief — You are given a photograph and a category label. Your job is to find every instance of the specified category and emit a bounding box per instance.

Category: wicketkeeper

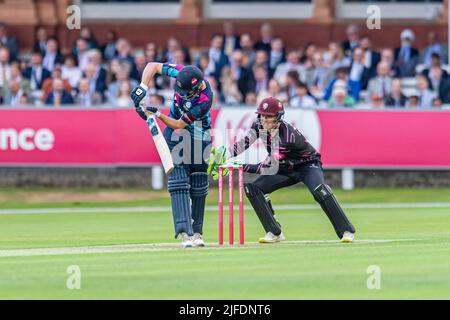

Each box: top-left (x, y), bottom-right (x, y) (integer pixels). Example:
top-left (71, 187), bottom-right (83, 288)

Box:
top-left (131, 63), bottom-right (213, 248)
top-left (209, 97), bottom-right (356, 243)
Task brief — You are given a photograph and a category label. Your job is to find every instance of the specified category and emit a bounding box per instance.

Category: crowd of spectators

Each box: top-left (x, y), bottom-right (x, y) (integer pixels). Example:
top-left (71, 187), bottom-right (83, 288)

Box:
top-left (0, 21), bottom-right (449, 109)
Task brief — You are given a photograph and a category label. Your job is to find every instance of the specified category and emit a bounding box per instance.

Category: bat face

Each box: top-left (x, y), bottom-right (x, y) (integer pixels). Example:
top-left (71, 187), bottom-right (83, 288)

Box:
top-left (145, 114), bottom-right (174, 175)
top-left (147, 118), bottom-right (159, 137)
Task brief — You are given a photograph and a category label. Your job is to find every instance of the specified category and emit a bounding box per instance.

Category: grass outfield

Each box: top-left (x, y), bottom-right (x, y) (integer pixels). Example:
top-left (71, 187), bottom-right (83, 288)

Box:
top-left (1, 187), bottom-right (450, 299)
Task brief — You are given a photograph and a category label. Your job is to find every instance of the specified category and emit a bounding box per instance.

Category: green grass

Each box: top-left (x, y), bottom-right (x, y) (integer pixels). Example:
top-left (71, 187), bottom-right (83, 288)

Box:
top-left (0, 187), bottom-right (450, 299)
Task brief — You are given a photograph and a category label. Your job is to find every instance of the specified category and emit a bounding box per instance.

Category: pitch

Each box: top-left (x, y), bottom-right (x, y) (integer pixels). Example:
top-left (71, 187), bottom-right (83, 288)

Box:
top-left (1, 187), bottom-right (450, 299)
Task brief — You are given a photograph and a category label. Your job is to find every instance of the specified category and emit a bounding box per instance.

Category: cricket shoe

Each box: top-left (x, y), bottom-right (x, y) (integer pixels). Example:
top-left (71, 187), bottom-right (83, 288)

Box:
top-left (192, 233), bottom-right (205, 247)
top-left (258, 232), bottom-right (285, 243)
top-left (178, 232), bottom-right (193, 248)
top-left (341, 231), bottom-right (355, 243)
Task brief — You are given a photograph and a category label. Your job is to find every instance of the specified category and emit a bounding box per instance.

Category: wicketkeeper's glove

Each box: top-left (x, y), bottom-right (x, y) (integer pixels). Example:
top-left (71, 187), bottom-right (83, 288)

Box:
top-left (208, 146), bottom-right (234, 180)
top-left (131, 85), bottom-right (147, 106)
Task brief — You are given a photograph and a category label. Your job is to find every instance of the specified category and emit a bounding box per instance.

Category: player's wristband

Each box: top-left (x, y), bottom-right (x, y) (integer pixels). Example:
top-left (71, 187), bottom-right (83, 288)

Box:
top-left (139, 83), bottom-right (149, 91)
top-left (155, 111), bottom-right (162, 118)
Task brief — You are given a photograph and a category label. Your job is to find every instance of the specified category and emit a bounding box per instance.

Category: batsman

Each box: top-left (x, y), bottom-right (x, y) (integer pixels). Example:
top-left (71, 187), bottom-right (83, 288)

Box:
top-left (209, 97), bottom-right (356, 243)
top-left (131, 63), bottom-right (213, 248)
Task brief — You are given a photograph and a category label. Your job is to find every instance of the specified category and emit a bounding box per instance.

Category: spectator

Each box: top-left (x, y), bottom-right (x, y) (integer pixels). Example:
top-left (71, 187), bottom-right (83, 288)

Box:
top-left (421, 53), bottom-right (448, 80)
top-left (220, 66), bottom-right (243, 104)
top-left (380, 48), bottom-right (401, 78)
top-left (33, 26), bottom-right (48, 57)
top-left (80, 27), bottom-right (98, 49)
top-left (197, 51), bottom-right (212, 76)
top-left (115, 38), bottom-right (139, 81)
top-left (369, 93), bottom-right (385, 109)
top-left (289, 82), bottom-right (318, 108)
top-left (5, 63), bottom-right (31, 98)
top-left (366, 62), bottom-right (393, 102)
top-left (227, 50), bottom-right (255, 101)
top-left (115, 81), bottom-right (133, 108)
top-left (102, 30), bottom-right (118, 61)
top-left (342, 24), bottom-right (360, 57)
top-left (253, 65), bottom-right (269, 97)
top-left (134, 52), bottom-right (147, 80)
top-left (406, 95), bottom-right (419, 108)
top-left (324, 67), bottom-right (360, 102)
top-left (107, 64), bottom-right (138, 104)
top-left (245, 92), bottom-right (258, 106)
top-left (0, 23), bottom-right (19, 61)
top-left (145, 42), bottom-right (158, 63)
top-left (323, 42), bottom-right (351, 71)
top-left (222, 21), bottom-right (240, 57)
top-left (415, 75), bottom-right (436, 108)
top-left (41, 67), bottom-right (72, 103)
top-left (42, 37), bottom-right (64, 72)
top-left (3, 80), bottom-right (24, 107)
top-left (45, 78), bottom-right (74, 106)
top-left (432, 97), bottom-right (443, 108)
top-left (207, 34), bottom-right (229, 82)
top-left (385, 78), bottom-right (407, 108)
top-left (360, 35), bottom-right (381, 79)
top-left (349, 47), bottom-right (371, 90)
top-left (328, 80), bottom-right (356, 108)
top-left (304, 52), bottom-right (333, 92)
top-left (268, 37), bottom-right (286, 78)
top-left (261, 79), bottom-right (288, 104)
top-left (74, 38), bottom-right (90, 72)
top-left (285, 70), bottom-right (301, 100)
top-left (84, 62), bottom-right (108, 101)
top-left (159, 37), bottom-right (191, 65)
top-left (426, 66), bottom-right (450, 104)
top-left (149, 94), bottom-right (165, 107)
top-left (253, 50), bottom-right (269, 71)
top-left (300, 42), bottom-right (317, 64)
top-left (239, 33), bottom-right (256, 68)
top-left (18, 93), bottom-right (30, 106)
top-left (273, 50), bottom-right (304, 87)
top-left (394, 29), bottom-right (420, 77)
top-left (61, 55), bottom-right (82, 88)
top-left (0, 47), bottom-right (11, 91)
top-left (254, 23), bottom-right (274, 54)
top-left (421, 31), bottom-right (448, 67)
top-left (74, 78), bottom-right (102, 107)
top-left (23, 51), bottom-right (51, 91)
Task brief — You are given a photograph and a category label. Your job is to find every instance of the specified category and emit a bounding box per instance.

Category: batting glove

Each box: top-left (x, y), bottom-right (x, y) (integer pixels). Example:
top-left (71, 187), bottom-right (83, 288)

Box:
top-left (145, 106), bottom-right (161, 117)
top-left (135, 105), bottom-right (147, 121)
top-left (131, 84), bottom-right (148, 106)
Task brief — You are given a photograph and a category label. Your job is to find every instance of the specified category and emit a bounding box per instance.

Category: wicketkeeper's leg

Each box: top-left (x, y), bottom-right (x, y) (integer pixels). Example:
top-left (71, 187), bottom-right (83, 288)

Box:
top-left (302, 163), bottom-right (355, 238)
top-left (245, 174), bottom-right (297, 236)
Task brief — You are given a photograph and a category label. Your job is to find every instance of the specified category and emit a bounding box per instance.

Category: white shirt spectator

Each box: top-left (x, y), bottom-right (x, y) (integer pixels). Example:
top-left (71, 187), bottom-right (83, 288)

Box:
top-left (62, 65), bottom-right (82, 88)
top-left (290, 95), bottom-right (317, 108)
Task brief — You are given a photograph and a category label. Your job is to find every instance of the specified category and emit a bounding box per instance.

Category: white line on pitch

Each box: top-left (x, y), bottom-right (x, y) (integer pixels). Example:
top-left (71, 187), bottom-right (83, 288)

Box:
top-left (0, 203), bottom-right (450, 215)
top-left (0, 239), bottom-right (422, 257)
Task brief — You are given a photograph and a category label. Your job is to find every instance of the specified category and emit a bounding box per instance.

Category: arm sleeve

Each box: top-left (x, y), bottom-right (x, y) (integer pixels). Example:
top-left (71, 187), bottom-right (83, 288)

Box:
top-left (243, 154), bottom-right (280, 175)
top-left (161, 63), bottom-right (184, 79)
top-left (229, 122), bottom-right (259, 157)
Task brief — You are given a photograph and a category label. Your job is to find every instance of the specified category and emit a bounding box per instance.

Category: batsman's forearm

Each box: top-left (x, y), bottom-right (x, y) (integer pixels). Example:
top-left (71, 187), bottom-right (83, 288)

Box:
top-left (141, 62), bottom-right (163, 87)
top-left (158, 113), bottom-right (187, 130)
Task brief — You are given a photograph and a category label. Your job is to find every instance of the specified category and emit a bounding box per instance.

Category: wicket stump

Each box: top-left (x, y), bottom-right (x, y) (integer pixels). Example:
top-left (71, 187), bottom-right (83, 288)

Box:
top-left (218, 165), bottom-right (245, 245)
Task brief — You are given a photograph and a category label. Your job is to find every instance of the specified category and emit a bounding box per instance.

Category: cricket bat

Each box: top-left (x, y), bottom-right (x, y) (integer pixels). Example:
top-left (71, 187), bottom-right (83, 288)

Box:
top-left (141, 103), bottom-right (174, 175)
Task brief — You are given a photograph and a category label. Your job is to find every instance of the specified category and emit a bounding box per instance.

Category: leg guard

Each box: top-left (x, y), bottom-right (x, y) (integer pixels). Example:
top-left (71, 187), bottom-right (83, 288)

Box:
top-left (168, 166), bottom-right (193, 238)
top-left (190, 172), bottom-right (209, 234)
top-left (244, 183), bottom-right (282, 236)
top-left (313, 184), bottom-right (355, 238)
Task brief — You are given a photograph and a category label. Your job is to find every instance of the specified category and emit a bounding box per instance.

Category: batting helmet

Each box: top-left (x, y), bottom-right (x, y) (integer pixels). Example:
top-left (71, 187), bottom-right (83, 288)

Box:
top-left (256, 97), bottom-right (285, 121)
top-left (175, 65), bottom-right (204, 100)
